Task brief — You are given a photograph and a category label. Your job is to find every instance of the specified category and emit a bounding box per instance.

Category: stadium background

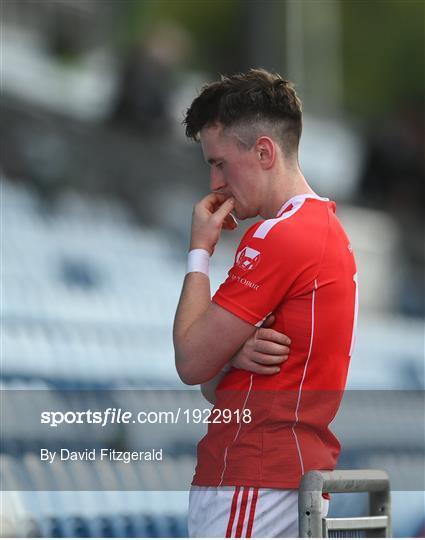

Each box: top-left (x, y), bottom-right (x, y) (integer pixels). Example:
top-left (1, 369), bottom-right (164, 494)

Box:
top-left (1, 0), bottom-right (424, 537)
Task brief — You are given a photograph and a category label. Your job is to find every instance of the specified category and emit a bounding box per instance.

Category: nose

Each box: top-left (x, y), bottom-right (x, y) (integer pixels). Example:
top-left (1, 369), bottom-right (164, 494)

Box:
top-left (210, 167), bottom-right (226, 193)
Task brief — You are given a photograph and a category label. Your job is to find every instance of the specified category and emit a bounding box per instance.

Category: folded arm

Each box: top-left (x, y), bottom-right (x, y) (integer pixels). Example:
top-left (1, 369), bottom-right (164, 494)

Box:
top-left (173, 271), bottom-right (255, 385)
top-left (200, 314), bottom-right (291, 404)
top-left (173, 192), bottom-right (290, 390)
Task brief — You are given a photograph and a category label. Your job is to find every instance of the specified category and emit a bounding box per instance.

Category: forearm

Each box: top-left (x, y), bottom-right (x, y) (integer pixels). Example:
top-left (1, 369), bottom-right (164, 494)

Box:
top-left (173, 272), bottom-right (211, 384)
top-left (173, 194), bottom-right (248, 385)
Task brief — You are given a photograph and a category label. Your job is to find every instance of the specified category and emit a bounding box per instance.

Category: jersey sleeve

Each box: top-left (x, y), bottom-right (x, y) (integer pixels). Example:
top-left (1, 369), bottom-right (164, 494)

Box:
top-left (213, 218), bottom-right (313, 326)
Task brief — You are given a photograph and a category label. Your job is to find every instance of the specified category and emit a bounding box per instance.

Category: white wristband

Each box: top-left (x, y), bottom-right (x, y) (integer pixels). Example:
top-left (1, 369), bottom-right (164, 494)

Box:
top-left (186, 248), bottom-right (210, 277)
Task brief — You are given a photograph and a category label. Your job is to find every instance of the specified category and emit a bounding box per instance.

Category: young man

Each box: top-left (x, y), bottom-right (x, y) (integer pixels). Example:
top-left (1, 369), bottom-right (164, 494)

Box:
top-left (173, 69), bottom-right (358, 537)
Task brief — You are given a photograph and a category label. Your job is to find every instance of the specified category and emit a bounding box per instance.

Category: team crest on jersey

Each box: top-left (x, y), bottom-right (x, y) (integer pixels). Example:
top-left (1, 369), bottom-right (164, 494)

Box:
top-left (235, 247), bottom-right (261, 271)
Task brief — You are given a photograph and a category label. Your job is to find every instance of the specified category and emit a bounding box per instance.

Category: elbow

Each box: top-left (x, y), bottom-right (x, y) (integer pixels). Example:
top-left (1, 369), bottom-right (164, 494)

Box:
top-left (174, 334), bottom-right (216, 385)
top-left (179, 374), bottom-right (201, 386)
top-left (176, 366), bottom-right (197, 386)
top-left (174, 354), bottom-right (210, 386)
top-left (173, 337), bottom-right (205, 385)
top-left (174, 351), bottom-right (195, 385)
top-left (174, 335), bottom-right (193, 385)
top-left (176, 364), bottom-right (206, 386)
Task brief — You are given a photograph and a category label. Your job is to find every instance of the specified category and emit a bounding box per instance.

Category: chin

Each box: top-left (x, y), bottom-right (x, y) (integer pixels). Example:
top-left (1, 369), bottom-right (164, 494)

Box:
top-left (234, 208), bottom-right (245, 220)
top-left (236, 207), bottom-right (256, 220)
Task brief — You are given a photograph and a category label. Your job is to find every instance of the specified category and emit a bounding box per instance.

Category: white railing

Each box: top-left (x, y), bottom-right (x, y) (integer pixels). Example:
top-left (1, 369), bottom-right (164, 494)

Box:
top-left (299, 469), bottom-right (391, 537)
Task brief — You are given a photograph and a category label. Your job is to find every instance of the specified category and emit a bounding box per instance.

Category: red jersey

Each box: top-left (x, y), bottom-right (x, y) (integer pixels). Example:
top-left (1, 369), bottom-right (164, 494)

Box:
top-left (192, 193), bottom-right (358, 489)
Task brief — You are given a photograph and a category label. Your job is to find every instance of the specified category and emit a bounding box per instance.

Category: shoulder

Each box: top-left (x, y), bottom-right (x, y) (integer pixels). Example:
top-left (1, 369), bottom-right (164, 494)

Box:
top-left (238, 201), bottom-right (332, 265)
top-left (237, 200), bottom-right (333, 253)
top-left (233, 216), bottom-right (300, 269)
top-left (259, 199), bottom-right (332, 238)
top-left (247, 205), bottom-right (311, 244)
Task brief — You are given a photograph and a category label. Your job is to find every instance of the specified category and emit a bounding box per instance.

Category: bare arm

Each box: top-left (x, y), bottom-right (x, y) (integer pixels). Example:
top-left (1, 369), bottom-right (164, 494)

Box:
top-left (174, 280), bottom-right (255, 384)
top-left (173, 193), bottom-right (291, 390)
top-left (173, 193), bottom-right (255, 385)
top-left (200, 314), bottom-right (291, 404)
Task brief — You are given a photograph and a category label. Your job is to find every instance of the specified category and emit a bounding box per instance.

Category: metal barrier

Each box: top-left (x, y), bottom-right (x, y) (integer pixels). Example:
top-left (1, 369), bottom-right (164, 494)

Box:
top-left (299, 470), bottom-right (391, 538)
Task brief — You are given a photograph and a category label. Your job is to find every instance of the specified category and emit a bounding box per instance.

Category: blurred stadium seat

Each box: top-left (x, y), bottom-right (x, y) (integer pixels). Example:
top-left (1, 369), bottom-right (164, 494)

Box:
top-left (1, 180), bottom-right (194, 536)
top-left (1, 452), bottom-right (190, 537)
top-left (1, 179), bottom-right (423, 537)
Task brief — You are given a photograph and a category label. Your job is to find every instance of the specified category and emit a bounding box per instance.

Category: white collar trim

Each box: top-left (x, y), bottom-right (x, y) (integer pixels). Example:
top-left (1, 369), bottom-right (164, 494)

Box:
top-left (276, 193), bottom-right (329, 217)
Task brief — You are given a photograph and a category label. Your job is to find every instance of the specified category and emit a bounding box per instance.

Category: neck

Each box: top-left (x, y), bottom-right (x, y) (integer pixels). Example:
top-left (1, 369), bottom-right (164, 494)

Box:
top-left (260, 166), bottom-right (316, 219)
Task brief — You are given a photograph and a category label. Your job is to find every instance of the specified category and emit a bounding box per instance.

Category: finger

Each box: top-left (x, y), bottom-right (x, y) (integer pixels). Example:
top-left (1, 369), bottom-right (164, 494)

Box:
top-left (211, 197), bottom-right (235, 224)
top-left (210, 191), bottom-right (227, 202)
top-left (195, 194), bottom-right (225, 216)
top-left (203, 192), bottom-right (227, 212)
top-left (261, 314), bottom-right (276, 328)
top-left (222, 213), bottom-right (238, 230)
top-left (249, 364), bottom-right (282, 375)
top-left (252, 352), bottom-right (288, 365)
top-left (222, 221), bottom-right (238, 231)
top-left (254, 340), bottom-right (290, 356)
top-left (257, 328), bottom-right (291, 345)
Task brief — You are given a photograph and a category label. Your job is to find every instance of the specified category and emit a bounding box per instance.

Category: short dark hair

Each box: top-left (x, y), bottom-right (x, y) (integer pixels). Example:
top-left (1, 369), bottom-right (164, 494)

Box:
top-left (183, 68), bottom-right (302, 156)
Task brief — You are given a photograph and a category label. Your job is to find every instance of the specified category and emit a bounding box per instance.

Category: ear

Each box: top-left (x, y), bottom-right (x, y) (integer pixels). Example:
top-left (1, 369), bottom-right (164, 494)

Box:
top-left (255, 136), bottom-right (276, 169)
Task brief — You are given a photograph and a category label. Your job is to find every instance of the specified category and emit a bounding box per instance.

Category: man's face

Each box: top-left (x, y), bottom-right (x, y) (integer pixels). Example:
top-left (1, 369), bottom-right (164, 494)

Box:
top-left (200, 124), bottom-right (263, 220)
